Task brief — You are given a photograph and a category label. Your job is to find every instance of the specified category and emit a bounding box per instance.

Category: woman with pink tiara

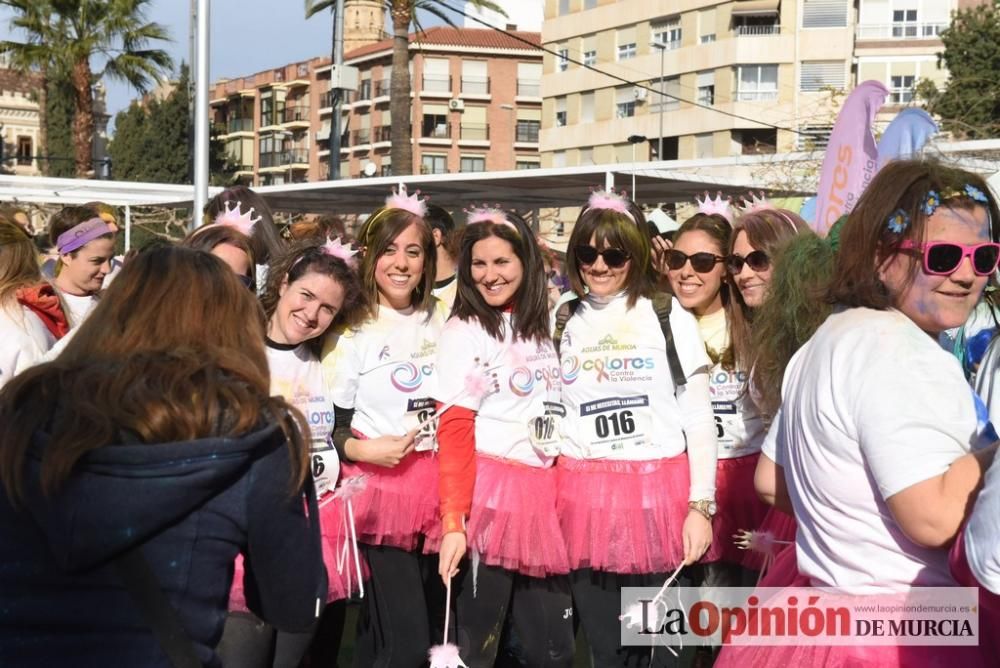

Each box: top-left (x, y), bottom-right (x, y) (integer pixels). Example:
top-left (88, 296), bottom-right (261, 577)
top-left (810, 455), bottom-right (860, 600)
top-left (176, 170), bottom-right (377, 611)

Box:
top-left (552, 190), bottom-right (717, 666)
top-left (322, 186), bottom-right (448, 667)
top-left (435, 207), bottom-right (574, 667)
top-left (717, 160), bottom-right (998, 667)
top-left (218, 239), bottom-right (367, 668)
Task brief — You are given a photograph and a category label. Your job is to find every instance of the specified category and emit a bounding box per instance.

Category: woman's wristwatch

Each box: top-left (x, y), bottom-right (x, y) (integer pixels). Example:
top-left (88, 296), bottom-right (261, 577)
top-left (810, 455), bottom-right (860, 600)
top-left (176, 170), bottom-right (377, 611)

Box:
top-left (688, 499), bottom-right (717, 521)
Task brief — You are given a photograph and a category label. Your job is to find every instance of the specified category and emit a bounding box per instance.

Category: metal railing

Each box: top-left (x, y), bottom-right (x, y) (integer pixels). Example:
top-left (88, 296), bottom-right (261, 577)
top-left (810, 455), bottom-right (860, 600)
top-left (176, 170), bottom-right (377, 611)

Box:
top-left (460, 123), bottom-right (489, 140)
top-left (284, 149), bottom-right (309, 165)
top-left (351, 128), bottom-right (371, 145)
top-left (373, 126), bottom-right (392, 142)
top-left (855, 22), bottom-right (947, 40)
top-left (374, 79), bottom-right (391, 97)
top-left (516, 80), bottom-right (540, 97)
top-left (734, 24), bottom-right (780, 36)
top-left (321, 90), bottom-right (337, 108)
top-left (228, 118), bottom-right (253, 132)
top-left (461, 76), bottom-right (490, 94)
top-left (735, 90), bottom-right (779, 101)
top-left (283, 105), bottom-right (309, 123)
top-left (421, 74), bottom-right (452, 93)
top-left (422, 123), bottom-right (451, 139)
top-left (259, 152), bottom-right (282, 168)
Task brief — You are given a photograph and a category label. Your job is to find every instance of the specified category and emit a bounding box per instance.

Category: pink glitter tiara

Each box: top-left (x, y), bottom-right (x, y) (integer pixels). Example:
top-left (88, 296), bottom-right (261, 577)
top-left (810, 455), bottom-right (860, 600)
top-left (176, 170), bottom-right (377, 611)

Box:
top-left (385, 183), bottom-right (428, 218)
top-left (214, 200), bottom-right (261, 235)
top-left (465, 204), bottom-right (517, 230)
top-left (321, 236), bottom-right (359, 267)
top-left (737, 191), bottom-right (800, 234)
top-left (695, 191), bottom-right (734, 223)
top-left (587, 189), bottom-right (635, 222)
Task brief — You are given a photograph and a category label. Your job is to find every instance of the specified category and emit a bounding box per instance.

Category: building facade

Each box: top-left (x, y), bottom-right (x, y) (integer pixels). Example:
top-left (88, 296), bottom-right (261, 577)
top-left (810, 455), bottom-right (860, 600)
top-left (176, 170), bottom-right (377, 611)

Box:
top-left (540, 0), bottom-right (982, 168)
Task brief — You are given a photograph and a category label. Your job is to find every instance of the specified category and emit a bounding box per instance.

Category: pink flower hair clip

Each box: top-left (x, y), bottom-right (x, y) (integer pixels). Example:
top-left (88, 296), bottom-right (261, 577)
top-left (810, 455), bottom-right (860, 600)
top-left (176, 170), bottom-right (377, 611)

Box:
top-left (385, 183), bottom-right (428, 218)
top-left (695, 191), bottom-right (734, 223)
top-left (465, 204), bottom-right (517, 230)
top-left (214, 200), bottom-right (261, 236)
top-left (587, 189), bottom-right (635, 222)
top-left (321, 236), bottom-right (359, 267)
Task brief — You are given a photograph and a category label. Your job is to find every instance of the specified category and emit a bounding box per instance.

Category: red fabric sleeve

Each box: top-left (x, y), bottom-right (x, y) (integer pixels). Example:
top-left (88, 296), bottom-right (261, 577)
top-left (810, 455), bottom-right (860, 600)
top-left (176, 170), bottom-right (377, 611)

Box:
top-left (436, 402), bottom-right (476, 534)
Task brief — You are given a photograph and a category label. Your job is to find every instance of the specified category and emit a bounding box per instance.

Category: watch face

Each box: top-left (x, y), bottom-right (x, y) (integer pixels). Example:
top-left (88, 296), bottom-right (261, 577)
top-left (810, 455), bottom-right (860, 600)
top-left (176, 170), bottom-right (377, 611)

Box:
top-left (708, 501), bottom-right (718, 515)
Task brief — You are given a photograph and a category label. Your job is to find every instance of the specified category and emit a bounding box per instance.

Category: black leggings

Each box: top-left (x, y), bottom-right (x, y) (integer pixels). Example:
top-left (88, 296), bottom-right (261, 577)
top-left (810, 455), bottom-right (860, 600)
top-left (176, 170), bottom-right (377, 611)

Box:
top-left (353, 544), bottom-right (440, 668)
top-left (570, 568), bottom-right (690, 668)
top-left (452, 561), bottom-right (574, 668)
top-left (217, 611), bottom-right (318, 668)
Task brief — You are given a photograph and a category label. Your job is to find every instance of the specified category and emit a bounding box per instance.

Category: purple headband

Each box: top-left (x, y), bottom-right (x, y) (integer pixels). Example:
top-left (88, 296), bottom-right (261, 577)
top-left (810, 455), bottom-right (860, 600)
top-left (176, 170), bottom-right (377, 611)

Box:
top-left (57, 217), bottom-right (113, 254)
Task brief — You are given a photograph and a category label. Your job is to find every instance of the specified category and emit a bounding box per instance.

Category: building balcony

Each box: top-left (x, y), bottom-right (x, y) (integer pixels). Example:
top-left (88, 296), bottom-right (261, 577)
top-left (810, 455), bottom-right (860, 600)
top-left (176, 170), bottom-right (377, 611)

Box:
top-left (460, 76), bottom-right (490, 95)
top-left (373, 126), bottom-right (392, 144)
top-left (856, 22), bottom-right (947, 41)
top-left (320, 90), bottom-right (337, 110)
top-left (459, 123), bottom-right (489, 141)
top-left (351, 128), bottom-right (372, 147)
top-left (422, 123), bottom-right (451, 139)
top-left (282, 105), bottom-right (310, 126)
top-left (734, 24), bottom-right (780, 36)
top-left (259, 152), bottom-right (283, 169)
top-left (285, 148), bottom-right (310, 167)
top-left (211, 121), bottom-right (227, 136)
top-left (734, 90), bottom-right (779, 102)
top-left (421, 74), bottom-right (452, 96)
top-left (373, 79), bottom-right (391, 99)
top-left (228, 118), bottom-right (254, 133)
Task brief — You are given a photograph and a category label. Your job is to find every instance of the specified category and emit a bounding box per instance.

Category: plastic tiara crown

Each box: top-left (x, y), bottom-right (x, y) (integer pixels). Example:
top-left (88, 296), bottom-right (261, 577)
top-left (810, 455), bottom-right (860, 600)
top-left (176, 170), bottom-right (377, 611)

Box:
top-left (321, 236), bottom-right (359, 267)
top-left (737, 191), bottom-right (772, 215)
top-left (215, 200), bottom-right (261, 235)
top-left (587, 189), bottom-right (635, 222)
top-left (465, 205), bottom-right (516, 230)
top-left (385, 183), bottom-right (428, 218)
top-left (695, 191), bottom-right (734, 223)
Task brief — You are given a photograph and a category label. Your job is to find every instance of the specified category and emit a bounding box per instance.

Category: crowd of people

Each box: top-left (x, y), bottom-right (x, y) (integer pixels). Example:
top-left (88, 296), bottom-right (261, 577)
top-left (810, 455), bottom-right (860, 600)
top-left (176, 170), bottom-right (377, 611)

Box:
top-left (1, 158), bottom-right (1000, 668)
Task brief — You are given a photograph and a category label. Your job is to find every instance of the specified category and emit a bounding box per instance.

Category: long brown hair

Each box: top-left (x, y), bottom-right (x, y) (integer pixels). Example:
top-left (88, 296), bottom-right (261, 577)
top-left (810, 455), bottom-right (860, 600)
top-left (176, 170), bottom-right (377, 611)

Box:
top-left (260, 241), bottom-right (368, 356)
top-left (728, 207), bottom-right (811, 371)
top-left (566, 198), bottom-right (654, 309)
top-left (0, 218), bottom-right (41, 306)
top-left (452, 211), bottom-right (550, 343)
top-left (0, 246), bottom-right (311, 504)
top-left (356, 207), bottom-right (437, 320)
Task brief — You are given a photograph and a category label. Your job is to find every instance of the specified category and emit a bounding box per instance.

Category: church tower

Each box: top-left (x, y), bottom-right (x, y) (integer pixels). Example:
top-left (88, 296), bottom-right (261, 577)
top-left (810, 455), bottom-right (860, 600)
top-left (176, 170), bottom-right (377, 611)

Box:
top-left (344, 0), bottom-right (386, 53)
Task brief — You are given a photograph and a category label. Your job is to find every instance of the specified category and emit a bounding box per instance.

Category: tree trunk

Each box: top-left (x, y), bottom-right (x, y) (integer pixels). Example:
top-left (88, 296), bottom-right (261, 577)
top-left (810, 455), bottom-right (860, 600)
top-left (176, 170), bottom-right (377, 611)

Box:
top-left (38, 67), bottom-right (48, 176)
top-left (70, 57), bottom-right (94, 178)
top-left (389, 5), bottom-right (413, 176)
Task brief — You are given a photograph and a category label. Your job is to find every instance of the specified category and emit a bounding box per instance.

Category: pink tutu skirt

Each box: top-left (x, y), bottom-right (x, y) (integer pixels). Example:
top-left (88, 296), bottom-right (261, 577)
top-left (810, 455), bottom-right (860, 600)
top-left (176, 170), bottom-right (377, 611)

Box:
top-left (742, 505), bottom-right (797, 572)
top-left (556, 454), bottom-right (722, 575)
top-left (228, 494), bottom-right (362, 611)
top-left (714, 453), bottom-right (770, 565)
top-left (716, 558), bottom-right (985, 667)
top-left (340, 449), bottom-right (440, 552)
top-left (951, 526), bottom-right (1000, 666)
top-left (467, 454), bottom-right (569, 578)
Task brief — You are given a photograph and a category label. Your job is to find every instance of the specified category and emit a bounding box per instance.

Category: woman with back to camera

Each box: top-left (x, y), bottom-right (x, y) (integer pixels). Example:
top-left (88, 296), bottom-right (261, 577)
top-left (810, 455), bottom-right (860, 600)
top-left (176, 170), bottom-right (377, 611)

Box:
top-left (322, 187), bottom-right (448, 667)
top-left (718, 161), bottom-right (999, 667)
top-left (0, 217), bottom-right (68, 389)
top-left (554, 191), bottom-right (717, 667)
top-left (436, 206), bottom-right (574, 667)
top-left (218, 239), bottom-right (367, 668)
top-left (0, 245), bottom-right (326, 668)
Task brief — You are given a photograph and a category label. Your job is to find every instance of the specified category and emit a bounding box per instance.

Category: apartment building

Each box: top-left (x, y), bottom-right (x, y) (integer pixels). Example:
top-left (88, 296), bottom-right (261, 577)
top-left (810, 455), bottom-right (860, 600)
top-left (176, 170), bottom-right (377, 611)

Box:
top-left (540, 0), bottom-right (980, 168)
top-left (336, 26), bottom-right (543, 179)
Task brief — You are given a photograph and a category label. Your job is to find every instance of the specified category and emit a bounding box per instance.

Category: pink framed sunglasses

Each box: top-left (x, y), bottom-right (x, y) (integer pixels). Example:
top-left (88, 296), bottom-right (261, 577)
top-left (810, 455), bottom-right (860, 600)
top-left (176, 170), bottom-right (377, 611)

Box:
top-left (898, 240), bottom-right (1000, 276)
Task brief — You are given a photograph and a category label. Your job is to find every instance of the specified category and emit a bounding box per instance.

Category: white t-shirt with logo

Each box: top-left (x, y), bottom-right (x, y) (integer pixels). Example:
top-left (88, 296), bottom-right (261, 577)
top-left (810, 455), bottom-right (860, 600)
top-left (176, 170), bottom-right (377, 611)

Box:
top-left (59, 291), bottom-right (98, 329)
top-left (325, 302), bottom-right (448, 451)
top-left (434, 313), bottom-right (563, 468)
top-left (267, 342), bottom-right (339, 496)
top-left (774, 307), bottom-right (979, 592)
top-left (695, 308), bottom-right (765, 459)
top-left (559, 294), bottom-right (710, 461)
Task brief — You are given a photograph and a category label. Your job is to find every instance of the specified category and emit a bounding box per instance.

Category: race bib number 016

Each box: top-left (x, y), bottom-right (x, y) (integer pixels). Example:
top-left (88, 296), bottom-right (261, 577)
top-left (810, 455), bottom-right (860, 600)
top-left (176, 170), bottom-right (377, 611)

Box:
top-left (578, 395), bottom-right (651, 456)
top-left (527, 401), bottom-right (567, 456)
top-left (312, 444), bottom-right (340, 497)
top-left (403, 397), bottom-right (438, 452)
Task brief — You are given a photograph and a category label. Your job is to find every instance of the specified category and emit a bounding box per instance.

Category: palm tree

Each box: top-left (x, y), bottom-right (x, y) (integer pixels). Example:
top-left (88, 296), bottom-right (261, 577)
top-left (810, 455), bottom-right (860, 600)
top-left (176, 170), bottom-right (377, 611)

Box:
top-left (306, 0), bottom-right (503, 176)
top-left (1, 0), bottom-right (172, 178)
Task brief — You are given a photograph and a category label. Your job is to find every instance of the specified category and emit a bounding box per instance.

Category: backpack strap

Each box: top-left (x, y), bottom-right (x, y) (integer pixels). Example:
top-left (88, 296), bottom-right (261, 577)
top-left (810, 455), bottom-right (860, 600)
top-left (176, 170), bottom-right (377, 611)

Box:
top-left (651, 293), bottom-right (687, 388)
top-left (552, 297), bottom-right (580, 356)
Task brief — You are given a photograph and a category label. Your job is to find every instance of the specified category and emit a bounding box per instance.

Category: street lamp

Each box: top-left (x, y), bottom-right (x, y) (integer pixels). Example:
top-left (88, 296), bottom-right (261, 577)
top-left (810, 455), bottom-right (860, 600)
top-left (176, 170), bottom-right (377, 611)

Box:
top-left (650, 40), bottom-right (667, 162)
top-left (627, 134), bottom-right (647, 198)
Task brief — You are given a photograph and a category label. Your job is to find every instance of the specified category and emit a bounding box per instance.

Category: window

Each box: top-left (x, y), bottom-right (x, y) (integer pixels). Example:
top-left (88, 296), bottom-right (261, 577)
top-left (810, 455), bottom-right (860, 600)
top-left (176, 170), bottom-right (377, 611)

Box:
top-left (892, 9), bottom-right (918, 38)
top-left (890, 75), bottom-right (915, 104)
top-left (380, 157), bottom-right (392, 176)
top-left (557, 48), bottom-right (569, 72)
top-left (800, 61), bottom-right (846, 92)
top-left (516, 160), bottom-right (540, 170)
top-left (421, 154), bottom-right (448, 174)
top-left (802, 0), bottom-right (848, 28)
top-left (516, 108), bottom-right (541, 142)
top-left (422, 58), bottom-right (450, 93)
top-left (460, 106), bottom-right (488, 140)
top-left (555, 97), bottom-right (567, 127)
top-left (615, 87), bottom-right (636, 118)
top-left (580, 92), bottom-right (595, 123)
top-left (697, 71), bottom-right (715, 106)
top-left (579, 147), bottom-right (594, 165)
top-left (699, 8), bottom-right (716, 43)
top-left (652, 18), bottom-right (681, 50)
top-left (16, 136), bottom-right (32, 166)
top-left (558, 0), bottom-right (570, 15)
top-left (736, 65), bottom-right (778, 101)
top-left (695, 133), bottom-right (713, 159)
top-left (652, 77), bottom-right (680, 111)
top-left (461, 60), bottom-right (489, 94)
top-left (517, 63), bottom-right (542, 96)
top-left (259, 132), bottom-right (281, 167)
top-left (738, 128), bottom-right (777, 155)
top-left (584, 0), bottom-right (597, 8)
top-left (460, 156), bottom-right (486, 172)
top-left (583, 50), bottom-right (597, 66)
top-left (796, 124), bottom-right (833, 151)
top-left (421, 104), bottom-right (450, 138)
top-left (617, 27), bottom-right (637, 60)
top-left (581, 34), bottom-right (597, 66)
top-left (552, 151), bottom-right (567, 168)
top-left (260, 95), bottom-right (274, 126)
top-left (358, 77), bottom-right (372, 101)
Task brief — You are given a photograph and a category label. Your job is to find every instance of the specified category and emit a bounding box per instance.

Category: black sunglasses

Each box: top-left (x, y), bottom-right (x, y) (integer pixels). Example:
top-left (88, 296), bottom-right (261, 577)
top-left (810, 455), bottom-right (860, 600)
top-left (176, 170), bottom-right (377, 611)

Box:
top-left (574, 245), bottom-right (631, 269)
top-left (726, 250), bottom-right (770, 274)
top-left (666, 249), bottom-right (725, 273)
